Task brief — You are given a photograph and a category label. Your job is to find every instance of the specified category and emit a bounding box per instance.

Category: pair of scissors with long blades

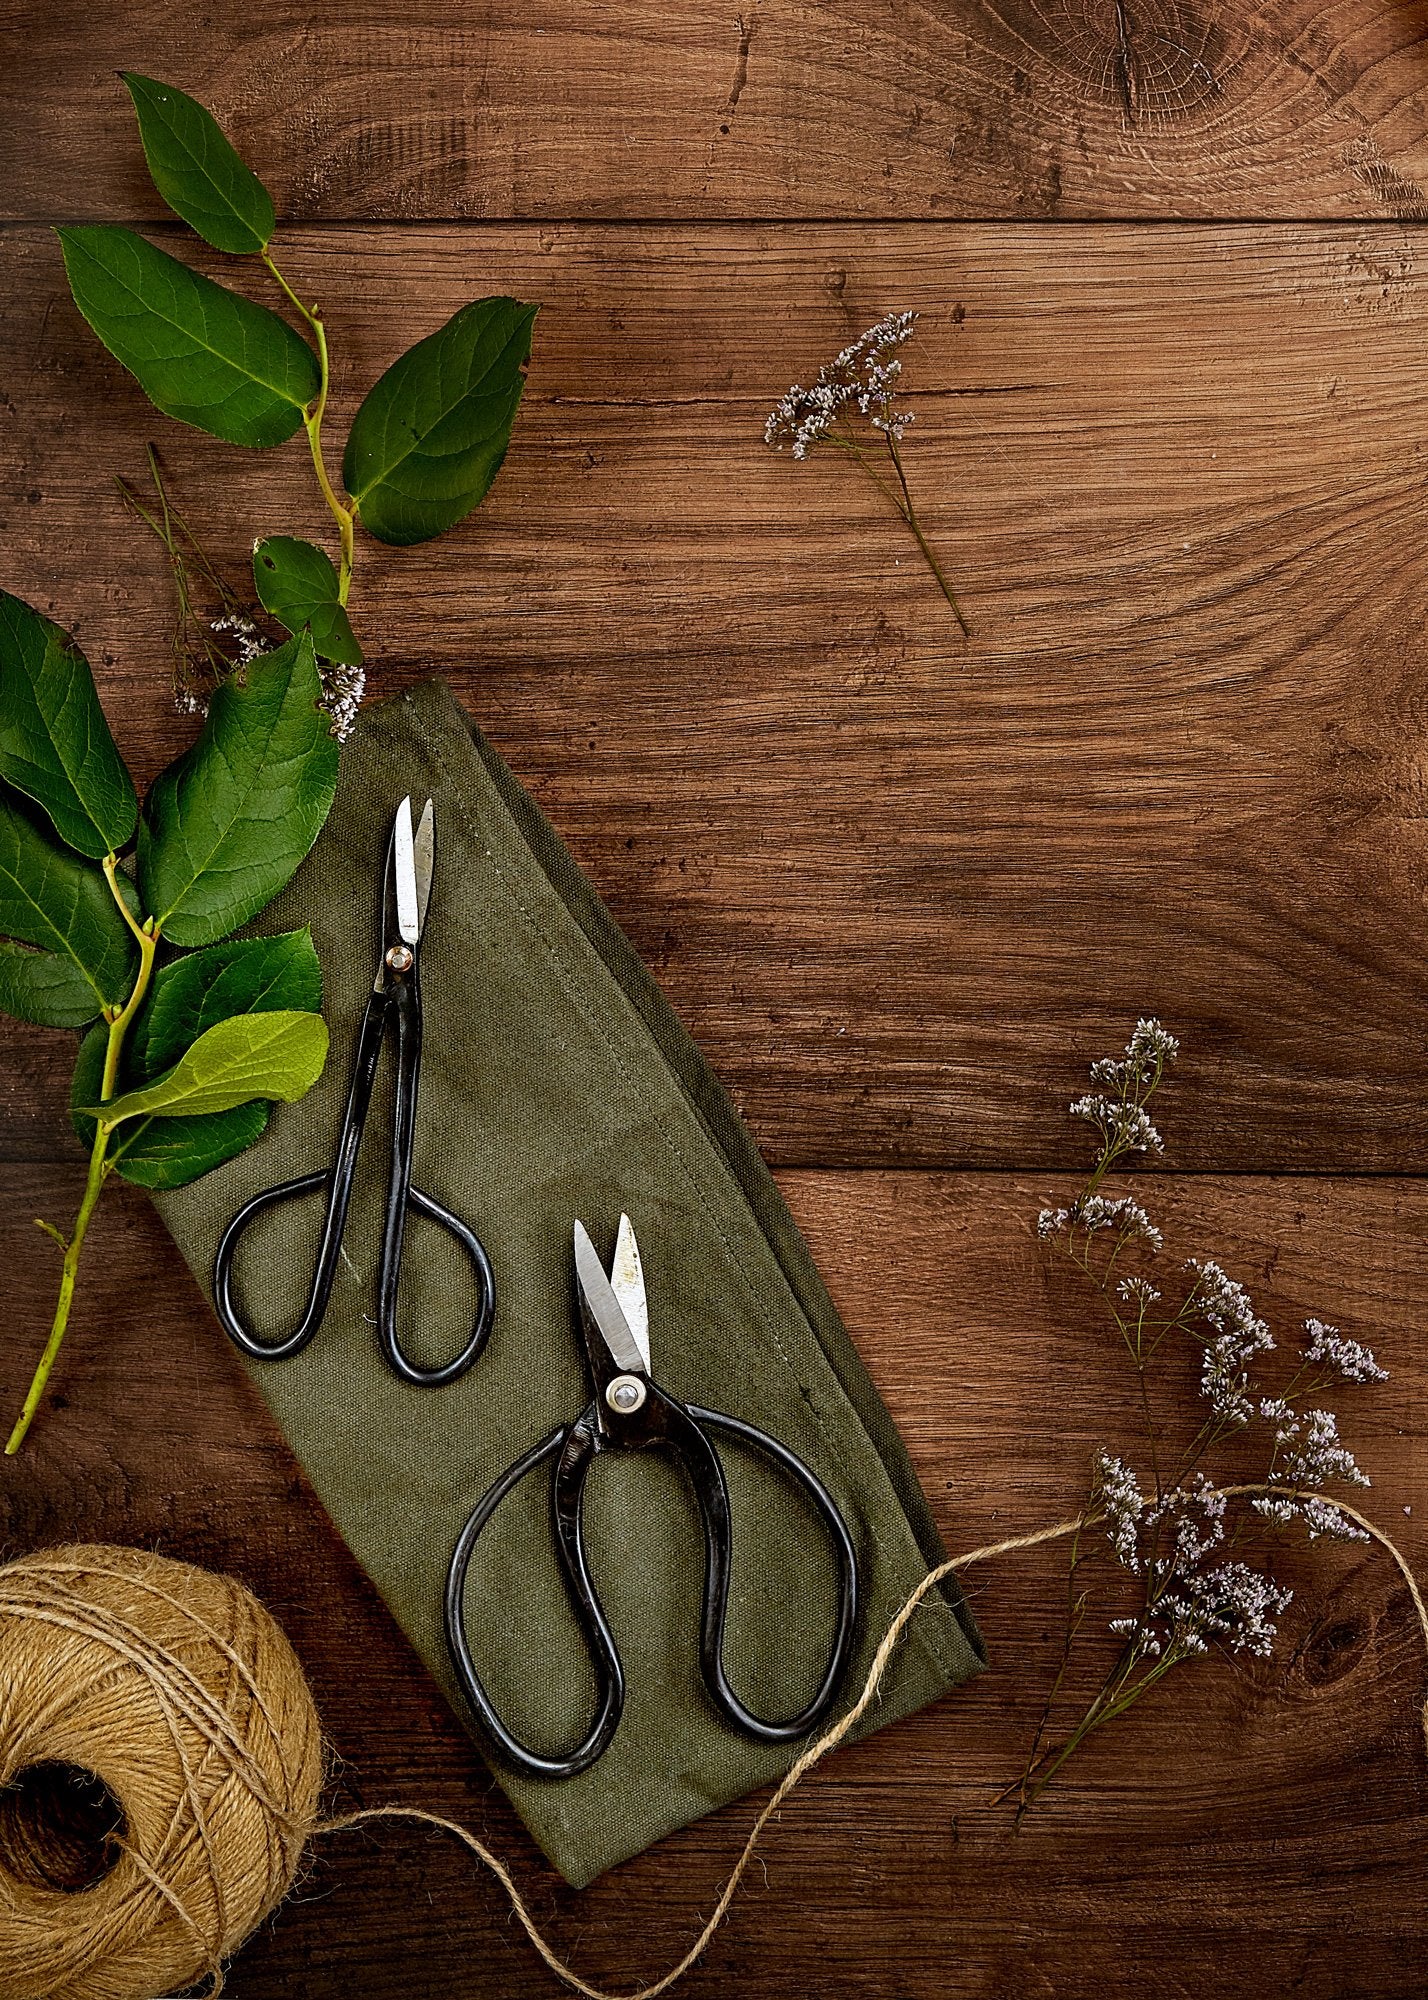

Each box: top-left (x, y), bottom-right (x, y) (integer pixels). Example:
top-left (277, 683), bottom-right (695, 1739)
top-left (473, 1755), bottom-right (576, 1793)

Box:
top-left (445, 1214), bottom-right (858, 1780)
top-left (214, 796), bottom-right (496, 1388)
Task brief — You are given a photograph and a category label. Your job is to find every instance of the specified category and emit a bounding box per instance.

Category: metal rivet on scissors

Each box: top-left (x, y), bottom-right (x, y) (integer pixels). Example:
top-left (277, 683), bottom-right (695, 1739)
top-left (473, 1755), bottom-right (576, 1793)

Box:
top-left (444, 1214), bottom-right (859, 1781)
top-left (212, 796), bottom-right (496, 1388)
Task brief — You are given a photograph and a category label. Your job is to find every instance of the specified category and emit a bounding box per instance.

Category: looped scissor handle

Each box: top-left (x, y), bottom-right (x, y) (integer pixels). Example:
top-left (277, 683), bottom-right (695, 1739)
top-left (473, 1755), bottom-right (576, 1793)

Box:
top-left (445, 1410), bottom-right (625, 1781)
top-left (685, 1403), bottom-right (859, 1743)
top-left (211, 981), bottom-right (496, 1386)
top-left (213, 1169), bottom-right (496, 1383)
top-left (444, 1388), bottom-right (860, 1782)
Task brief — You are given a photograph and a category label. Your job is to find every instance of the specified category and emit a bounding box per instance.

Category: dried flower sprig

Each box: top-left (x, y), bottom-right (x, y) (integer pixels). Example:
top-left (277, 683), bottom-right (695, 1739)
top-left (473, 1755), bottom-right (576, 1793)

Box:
top-left (764, 311), bottom-right (970, 636)
top-left (1015, 1021), bottom-right (1387, 1815)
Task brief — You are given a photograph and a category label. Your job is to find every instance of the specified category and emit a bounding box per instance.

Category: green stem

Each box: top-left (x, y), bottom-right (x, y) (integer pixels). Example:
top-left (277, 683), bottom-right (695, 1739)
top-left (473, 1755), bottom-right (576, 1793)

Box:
top-left (5, 862), bottom-right (159, 1454)
top-left (6, 1120), bottom-right (112, 1455)
top-left (263, 250), bottom-right (357, 605)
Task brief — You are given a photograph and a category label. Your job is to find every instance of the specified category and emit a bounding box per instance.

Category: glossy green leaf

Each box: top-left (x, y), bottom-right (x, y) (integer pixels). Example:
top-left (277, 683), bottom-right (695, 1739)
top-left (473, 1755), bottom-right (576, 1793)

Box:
top-left (135, 928), bottom-right (322, 1072)
top-left (73, 1018), bottom-right (270, 1188)
top-left (0, 794), bottom-right (136, 1026)
top-left (342, 296), bottom-right (537, 545)
top-left (72, 929), bottom-right (320, 1186)
top-left (138, 631), bottom-right (339, 946)
top-left (0, 944), bottom-right (108, 1032)
top-left (252, 536), bottom-right (363, 666)
top-left (85, 1008), bottom-right (328, 1125)
top-left (57, 226), bottom-right (319, 448)
top-left (123, 74), bottom-right (275, 256)
top-left (0, 591), bottom-right (138, 857)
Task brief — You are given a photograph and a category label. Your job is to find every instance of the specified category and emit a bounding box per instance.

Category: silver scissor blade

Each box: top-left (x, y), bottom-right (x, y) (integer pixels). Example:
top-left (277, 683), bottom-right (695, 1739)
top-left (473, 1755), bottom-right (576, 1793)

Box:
top-left (573, 1220), bottom-right (648, 1377)
top-left (412, 798), bottom-right (435, 938)
top-left (610, 1213), bottom-right (651, 1373)
top-left (392, 796), bottom-right (420, 945)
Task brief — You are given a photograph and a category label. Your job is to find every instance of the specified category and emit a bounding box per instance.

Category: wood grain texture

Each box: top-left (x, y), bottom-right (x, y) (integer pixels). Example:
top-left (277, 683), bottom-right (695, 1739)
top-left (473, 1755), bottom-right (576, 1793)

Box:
top-left (0, 1164), bottom-right (1421, 1996)
top-left (4, 223), bottom-right (1428, 1168)
top-left (6, 1), bottom-right (1428, 222)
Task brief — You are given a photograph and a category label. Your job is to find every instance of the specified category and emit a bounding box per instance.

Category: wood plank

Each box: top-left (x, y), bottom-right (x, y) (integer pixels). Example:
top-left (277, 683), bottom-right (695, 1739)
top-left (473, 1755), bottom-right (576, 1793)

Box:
top-left (0, 1164), bottom-right (1421, 1995)
top-left (6, 2), bottom-right (1428, 222)
top-left (2, 223), bottom-right (1427, 1170)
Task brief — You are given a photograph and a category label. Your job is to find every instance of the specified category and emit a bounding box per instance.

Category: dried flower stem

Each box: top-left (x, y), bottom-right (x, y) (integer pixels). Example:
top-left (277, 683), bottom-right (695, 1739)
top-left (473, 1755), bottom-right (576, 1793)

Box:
top-left (765, 309), bottom-right (971, 634)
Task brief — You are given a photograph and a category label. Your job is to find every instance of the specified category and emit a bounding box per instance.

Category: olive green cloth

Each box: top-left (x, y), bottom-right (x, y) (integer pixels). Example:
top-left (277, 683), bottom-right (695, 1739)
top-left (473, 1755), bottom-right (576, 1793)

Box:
top-left (156, 678), bottom-right (985, 1888)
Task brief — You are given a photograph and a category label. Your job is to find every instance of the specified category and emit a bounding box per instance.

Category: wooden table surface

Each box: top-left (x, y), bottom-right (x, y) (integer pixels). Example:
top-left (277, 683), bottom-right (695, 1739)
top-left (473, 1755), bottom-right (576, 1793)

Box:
top-left (3, 4), bottom-right (1428, 1993)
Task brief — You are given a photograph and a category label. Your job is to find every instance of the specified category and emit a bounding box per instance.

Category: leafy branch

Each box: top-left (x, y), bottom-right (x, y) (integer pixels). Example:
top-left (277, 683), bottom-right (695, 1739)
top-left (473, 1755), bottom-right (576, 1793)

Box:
top-left (0, 78), bottom-right (543, 1449)
top-left (0, 598), bottom-right (335, 1451)
top-left (58, 75), bottom-right (538, 704)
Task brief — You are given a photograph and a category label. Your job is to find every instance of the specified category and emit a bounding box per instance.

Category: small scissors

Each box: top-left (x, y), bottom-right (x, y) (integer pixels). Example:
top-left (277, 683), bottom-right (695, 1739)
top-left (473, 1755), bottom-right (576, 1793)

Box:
top-left (214, 796), bottom-right (496, 1388)
top-left (445, 1214), bottom-right (859, 1780)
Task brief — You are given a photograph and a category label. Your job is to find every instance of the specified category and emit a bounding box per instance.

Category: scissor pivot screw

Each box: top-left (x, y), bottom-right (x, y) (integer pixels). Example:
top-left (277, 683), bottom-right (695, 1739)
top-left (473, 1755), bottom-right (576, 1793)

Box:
top-left (606, 1375), bottom-right (647, 1416)
top-left (385, 944), bottom-right (414, 973)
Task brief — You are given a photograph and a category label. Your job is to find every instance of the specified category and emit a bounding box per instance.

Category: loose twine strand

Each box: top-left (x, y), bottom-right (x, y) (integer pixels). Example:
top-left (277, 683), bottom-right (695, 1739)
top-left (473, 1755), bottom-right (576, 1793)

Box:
top-left (1, 1493), bottom-right (1422, 2000)
top-left (310, 1486), bottom-right (1428, 2000)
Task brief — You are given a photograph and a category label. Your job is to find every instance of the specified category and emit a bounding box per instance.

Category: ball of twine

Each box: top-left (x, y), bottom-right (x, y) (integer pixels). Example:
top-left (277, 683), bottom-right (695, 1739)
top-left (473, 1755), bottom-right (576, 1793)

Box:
top-left (0, 1544), bottom-right (323, 2000)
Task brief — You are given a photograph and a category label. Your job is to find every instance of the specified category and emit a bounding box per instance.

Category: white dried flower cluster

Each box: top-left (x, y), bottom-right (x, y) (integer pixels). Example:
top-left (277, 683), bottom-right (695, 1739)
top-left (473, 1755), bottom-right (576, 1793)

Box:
top-left (1070, 1094), bottom-right (1164, 1156)
top-left (1087, 1018), bottom-right (1179, 1094)
top-left (318, 662), bottom-right (366, 744)
top-left (1150, 1560), bottom-right (1294, 1660)
top-left (1302, 1318), bottom-right (1388, 1385)
top-left (1252, 1493), bottom-right (1369, 1542)
top-left (210, 611), bottom-right (266, 665)
top-left (764, 311), bottom-right (919, 459)
top-left (1278, 1406), bottom-right (1369, 1491)
top-left (1184, 1258), bottom-right (1274, 1425)
top-left (1116, 1275), bottom-right (1161, 1309)
top-left (1148, 1475), bottom-right (1228, 1568)
top-left (1036, 1193), bottom-right (1163, 1249)
top-left (1095, 1449), bottom-right (1145, 1570)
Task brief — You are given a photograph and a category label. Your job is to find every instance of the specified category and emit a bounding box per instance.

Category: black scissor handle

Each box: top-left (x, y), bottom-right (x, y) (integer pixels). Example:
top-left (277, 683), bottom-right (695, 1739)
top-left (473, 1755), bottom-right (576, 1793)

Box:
top-left (213, 1166), bottom-right (343, 1362)
top-left (445, 1387), bottom-right (859, 1782)
top-left (214, 1168), bottom-right (496, 1381)
top-left (445, 1408), bottom-right (624, 1781)
top-left (684, 1402), bottom-right (859, 1743)
top-left (377, 971), bottom-right (496, 1387)
top-left (212, 979), bottom-right (496, 1385)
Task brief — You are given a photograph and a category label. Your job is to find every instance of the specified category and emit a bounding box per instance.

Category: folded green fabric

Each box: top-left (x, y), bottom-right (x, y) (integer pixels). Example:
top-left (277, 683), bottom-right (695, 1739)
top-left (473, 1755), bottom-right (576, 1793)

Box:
top-left (156, 678), bottom-right (985, 1887)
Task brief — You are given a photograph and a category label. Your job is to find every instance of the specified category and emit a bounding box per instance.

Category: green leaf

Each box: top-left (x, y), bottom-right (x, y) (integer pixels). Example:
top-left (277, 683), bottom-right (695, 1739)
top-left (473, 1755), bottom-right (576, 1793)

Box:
top-left (71, 929), bottom-right (319, 1186)
top-left (84, 1008), bottom-right (328, 1125)
top-left (0, 944), bottom-right (108, 1032)
top-left (138, 631), bottom-right (339, 946)
top-left (123, 74), bottom-right (275, 257)
top-left (57, 225), bottom-right (319, 449)
top-left (0, 794), bottom-right (136, 1026)
top-left (71, 1019), bottom-right (270, 1187)
top-left (134, 929), bottom-right (322, 1072)
top-left (0, 591), bottom-right (138, 857)
top-left (342, 296), bottom-right (537, 546)
top-left (252, 537), bottom-right (363, 667)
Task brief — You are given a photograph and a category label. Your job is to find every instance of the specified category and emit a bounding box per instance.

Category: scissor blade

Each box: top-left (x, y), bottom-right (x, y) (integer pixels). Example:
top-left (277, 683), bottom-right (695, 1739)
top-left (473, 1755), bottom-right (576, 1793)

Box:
top-left (574, 1220), bottom-right (648, 1377)
top-left (392, 796), bottom-right (421, 945)
top-left (412, 798), bottom-right (435, 938)
top-left (610, 1213), bottom-right (651, 1374)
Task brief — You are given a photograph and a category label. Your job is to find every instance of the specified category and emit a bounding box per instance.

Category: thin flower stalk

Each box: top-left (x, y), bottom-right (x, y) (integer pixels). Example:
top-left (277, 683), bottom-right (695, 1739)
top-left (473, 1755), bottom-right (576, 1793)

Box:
top-left (764, 311), bottom-right (971, 635)
top-left (1017, 1020), bottom-right (1387, 1816)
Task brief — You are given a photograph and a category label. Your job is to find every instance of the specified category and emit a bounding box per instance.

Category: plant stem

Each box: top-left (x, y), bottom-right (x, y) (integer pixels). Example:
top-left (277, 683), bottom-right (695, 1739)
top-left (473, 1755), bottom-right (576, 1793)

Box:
top-left (5, 862), bottom-right (159, 1454)
top-left (5, 1120), bottom-right (112, 1455)
top-left (885, 432), bottom-right (971, 638)
top-left (263, 250), bottom-right (357, 605)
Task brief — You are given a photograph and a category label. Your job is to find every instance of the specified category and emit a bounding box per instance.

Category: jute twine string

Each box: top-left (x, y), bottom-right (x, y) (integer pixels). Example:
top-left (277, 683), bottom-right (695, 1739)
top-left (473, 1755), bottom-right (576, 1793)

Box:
top-left (0, 1489), bottom-right (1421, 2000)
